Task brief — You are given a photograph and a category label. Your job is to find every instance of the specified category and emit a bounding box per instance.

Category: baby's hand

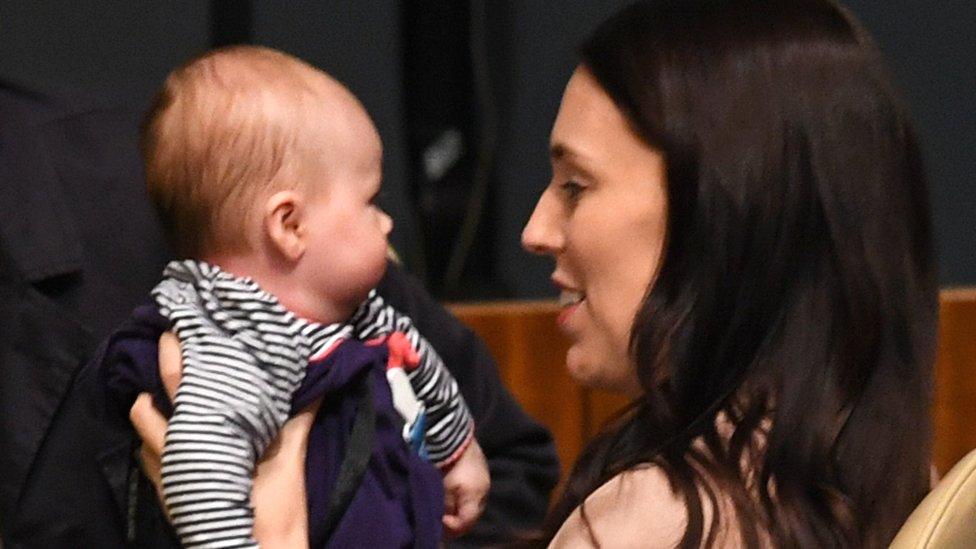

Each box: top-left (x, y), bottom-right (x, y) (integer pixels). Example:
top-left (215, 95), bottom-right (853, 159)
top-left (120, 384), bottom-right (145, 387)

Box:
top-left (441, 438), bottom-right (490, 538)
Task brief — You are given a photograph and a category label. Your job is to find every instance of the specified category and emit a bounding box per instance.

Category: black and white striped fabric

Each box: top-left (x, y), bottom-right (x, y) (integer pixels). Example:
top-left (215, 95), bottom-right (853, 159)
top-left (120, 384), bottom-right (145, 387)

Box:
top-left (152, 260), bottom-right (472, 548)
top-left (350, 292), bottom-right (473, 464)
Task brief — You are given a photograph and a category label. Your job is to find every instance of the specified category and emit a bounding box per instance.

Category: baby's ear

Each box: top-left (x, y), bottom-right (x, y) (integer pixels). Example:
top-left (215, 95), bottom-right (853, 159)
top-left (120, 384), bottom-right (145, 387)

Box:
top-left (263, 190), bottom-right (306, 262)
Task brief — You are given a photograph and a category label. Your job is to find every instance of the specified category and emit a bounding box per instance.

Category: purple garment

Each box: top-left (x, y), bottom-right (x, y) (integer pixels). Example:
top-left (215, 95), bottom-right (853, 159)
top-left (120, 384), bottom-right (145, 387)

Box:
top-left (103, 304), bottom-right (443, 548)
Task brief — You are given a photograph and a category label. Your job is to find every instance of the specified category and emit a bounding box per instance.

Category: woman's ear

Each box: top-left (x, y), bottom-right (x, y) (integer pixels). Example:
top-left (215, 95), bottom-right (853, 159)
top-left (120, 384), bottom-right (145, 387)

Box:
top-left (263, 190), bottom-right (306, 262)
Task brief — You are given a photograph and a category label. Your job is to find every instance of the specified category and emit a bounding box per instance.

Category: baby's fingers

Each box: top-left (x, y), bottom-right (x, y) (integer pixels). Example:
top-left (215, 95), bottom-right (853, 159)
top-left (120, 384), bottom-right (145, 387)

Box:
top-left (442, 489), bottom-right (486, 538)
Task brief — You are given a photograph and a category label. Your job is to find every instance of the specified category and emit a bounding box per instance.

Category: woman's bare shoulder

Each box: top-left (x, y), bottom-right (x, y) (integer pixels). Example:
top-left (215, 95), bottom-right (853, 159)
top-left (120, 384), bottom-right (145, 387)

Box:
top-left (549, 465), bottom-right (688, 548)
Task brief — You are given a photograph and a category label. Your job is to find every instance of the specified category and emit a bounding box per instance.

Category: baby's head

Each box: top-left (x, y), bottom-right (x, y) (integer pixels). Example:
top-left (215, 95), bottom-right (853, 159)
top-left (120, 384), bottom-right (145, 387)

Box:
top-left (142, 46), bottom-right (392, 323)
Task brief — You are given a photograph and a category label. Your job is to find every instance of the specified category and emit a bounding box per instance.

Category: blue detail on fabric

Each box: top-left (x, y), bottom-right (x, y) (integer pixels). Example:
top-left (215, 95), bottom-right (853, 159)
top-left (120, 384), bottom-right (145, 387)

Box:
top-left (410, 410), bottom-right (429, 460)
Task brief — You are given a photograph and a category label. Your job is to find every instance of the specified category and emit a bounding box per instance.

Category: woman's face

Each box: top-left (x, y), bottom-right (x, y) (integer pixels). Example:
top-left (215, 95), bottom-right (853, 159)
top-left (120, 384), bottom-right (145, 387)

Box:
top-left (522, 67), bottom-right (668, 396)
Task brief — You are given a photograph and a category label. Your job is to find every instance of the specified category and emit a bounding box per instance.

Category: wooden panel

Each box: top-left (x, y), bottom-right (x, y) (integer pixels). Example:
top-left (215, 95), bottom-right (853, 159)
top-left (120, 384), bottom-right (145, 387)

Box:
top-left (450, 288), bottom-right (976, 480)
top-left (448, 301), bottom-right (630, 477)
top-left (934, 288), bottom-right (976, 474)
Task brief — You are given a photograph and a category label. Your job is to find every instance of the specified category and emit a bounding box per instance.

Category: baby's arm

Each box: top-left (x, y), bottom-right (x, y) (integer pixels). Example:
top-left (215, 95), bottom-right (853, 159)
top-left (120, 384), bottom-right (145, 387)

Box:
top-left (349, 290), bottom-right (475, 465)
top-left (160, 332), bottom-right (279, 549)
top-left (152, 267), bottom-right (311, 549)
top-left (441, 434), bottom-right (490, 537)
top-left (350, 291), bottom-right (489, 536)
top-left (133, 333), bottom-right (312, 548)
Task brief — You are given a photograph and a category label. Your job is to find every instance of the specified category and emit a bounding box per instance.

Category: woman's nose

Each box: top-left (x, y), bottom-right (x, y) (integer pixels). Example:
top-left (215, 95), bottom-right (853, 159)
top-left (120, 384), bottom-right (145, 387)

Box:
top-left (521, 192), bottom-right (562, 255)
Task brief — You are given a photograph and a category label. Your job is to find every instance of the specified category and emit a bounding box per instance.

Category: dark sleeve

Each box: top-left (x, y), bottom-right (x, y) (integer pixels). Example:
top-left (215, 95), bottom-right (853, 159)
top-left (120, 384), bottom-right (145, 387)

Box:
top-left (376, 262), bottom-right (560, 547)
top-left (0, 249), bottom-right (93, 545)
top-left (0, 293), bottom-right (176, 548)
top-left (0, 84), bottom-right (173, 547)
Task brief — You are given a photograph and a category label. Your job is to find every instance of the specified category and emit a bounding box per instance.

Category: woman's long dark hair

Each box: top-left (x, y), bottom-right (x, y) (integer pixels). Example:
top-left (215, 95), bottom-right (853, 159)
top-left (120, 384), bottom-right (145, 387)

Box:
top-left (545, 1), bottom-right (937, 546)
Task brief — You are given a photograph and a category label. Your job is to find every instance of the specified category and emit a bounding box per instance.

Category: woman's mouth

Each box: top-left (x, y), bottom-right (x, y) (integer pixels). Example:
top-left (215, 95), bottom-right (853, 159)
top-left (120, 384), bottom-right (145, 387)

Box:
top-left (557, 290), bottom-right (585, 328)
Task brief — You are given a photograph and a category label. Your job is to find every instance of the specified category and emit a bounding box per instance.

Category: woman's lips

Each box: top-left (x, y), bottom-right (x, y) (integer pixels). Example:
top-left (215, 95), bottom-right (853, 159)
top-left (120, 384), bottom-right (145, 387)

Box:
top-left (557, 304), bottom-right (579, 328)
top-left (557, 290), bottom-right (585, 328)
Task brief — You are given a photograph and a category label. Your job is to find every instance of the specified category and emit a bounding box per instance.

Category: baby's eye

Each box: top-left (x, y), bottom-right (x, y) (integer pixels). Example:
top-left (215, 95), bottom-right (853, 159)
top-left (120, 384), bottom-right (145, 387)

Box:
top-left (560, 180), bottom-right (585, 201)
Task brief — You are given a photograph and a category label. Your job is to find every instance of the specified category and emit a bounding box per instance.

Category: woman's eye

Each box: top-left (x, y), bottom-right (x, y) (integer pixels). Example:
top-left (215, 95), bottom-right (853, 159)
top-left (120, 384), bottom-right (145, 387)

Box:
top-left (560, 180), bottom-right (584, 201)
top-left (369, 190), bottom-right (385, 206)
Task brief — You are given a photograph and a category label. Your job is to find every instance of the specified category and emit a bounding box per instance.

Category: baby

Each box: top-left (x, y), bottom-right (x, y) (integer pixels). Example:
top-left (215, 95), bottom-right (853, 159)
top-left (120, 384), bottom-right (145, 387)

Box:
top-left (137, 46), bottom-right (487, 547)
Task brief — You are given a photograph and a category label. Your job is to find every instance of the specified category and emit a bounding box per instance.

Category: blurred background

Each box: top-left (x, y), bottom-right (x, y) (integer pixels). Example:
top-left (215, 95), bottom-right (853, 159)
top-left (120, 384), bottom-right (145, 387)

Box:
top-left (1, 0), bottom-right (972, 301)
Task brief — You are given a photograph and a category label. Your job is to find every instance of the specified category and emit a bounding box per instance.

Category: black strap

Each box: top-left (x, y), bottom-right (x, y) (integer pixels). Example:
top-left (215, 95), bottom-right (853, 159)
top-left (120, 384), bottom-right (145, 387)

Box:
top-left (321, 371), bottom-right (375, 540)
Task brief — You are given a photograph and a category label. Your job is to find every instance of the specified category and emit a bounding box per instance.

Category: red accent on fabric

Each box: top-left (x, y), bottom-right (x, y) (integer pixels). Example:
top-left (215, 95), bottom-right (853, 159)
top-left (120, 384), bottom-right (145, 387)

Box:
top-left (384, 331), bottom-right (421, 371)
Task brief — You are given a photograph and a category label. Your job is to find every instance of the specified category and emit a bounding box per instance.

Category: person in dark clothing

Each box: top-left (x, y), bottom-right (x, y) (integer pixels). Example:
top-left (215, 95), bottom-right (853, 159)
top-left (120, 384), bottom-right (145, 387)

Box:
top-left (0, 79), bottom-right (559, 548)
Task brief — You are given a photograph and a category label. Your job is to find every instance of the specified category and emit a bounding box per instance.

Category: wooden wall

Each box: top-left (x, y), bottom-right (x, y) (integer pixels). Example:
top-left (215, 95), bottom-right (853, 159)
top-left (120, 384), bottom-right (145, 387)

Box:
top-left (933, 288), bottom-right (976, 474)
top-left (449, 289), bottom-right (976, 480)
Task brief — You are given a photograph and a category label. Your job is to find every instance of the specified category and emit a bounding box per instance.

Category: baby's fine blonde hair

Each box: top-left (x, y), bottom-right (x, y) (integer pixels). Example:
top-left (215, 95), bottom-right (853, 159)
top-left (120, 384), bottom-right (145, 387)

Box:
top-left (142, 45), bottom-right (336, 257)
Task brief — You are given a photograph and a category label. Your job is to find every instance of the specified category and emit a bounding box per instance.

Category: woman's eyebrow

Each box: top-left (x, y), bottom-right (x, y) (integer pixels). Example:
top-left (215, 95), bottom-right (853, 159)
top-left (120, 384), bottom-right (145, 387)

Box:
top-left (550, 142), bottom-right (583, 161)
top-left (549, 142), bottom-right (567, 160)
top-left (550, 142), bottom-right (599, 180)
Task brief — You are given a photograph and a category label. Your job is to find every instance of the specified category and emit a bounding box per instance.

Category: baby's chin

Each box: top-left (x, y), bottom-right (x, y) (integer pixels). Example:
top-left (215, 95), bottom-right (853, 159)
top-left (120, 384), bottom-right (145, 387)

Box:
top-left (335, 288), bottom-right (376, 319)
top-left (321, 272), bottom-right (386, 319)
top-left (326, 298), bottom-right (362, 323)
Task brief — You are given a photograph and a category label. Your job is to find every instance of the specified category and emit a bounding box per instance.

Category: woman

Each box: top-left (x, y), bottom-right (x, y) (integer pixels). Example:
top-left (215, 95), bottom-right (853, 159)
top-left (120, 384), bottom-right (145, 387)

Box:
top-left (522, 0), bottom-right (937, 546)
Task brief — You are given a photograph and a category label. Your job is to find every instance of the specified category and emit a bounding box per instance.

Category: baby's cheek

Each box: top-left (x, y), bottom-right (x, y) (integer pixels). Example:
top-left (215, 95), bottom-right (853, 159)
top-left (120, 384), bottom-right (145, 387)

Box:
top-left (364, 253), bottom-right (387, 291)
top-left (345, 253), bottom-right (386, 304)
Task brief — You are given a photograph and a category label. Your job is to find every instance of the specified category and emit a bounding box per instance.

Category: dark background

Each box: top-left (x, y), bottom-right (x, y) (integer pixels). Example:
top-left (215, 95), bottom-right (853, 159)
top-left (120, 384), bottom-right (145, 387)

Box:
top-left (1, 0), bottom-right (972, 300)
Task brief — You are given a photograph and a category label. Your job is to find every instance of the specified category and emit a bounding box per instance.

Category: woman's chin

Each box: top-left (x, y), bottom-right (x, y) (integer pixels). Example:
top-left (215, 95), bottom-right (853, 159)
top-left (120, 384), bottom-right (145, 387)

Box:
top-left (565, 348), bottom-right (597, 386)
top-left (564, 342), bottom-right (584, 368)
top-left (565, 347), bottom-right (634, 394)
top-left (566, 349), bottom-right (608, 389)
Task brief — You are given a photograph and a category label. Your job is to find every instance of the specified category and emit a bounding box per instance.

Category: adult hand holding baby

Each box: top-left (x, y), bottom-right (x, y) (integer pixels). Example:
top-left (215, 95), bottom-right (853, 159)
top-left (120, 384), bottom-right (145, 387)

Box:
top-left (129, 332), bottom-right (314, 548)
